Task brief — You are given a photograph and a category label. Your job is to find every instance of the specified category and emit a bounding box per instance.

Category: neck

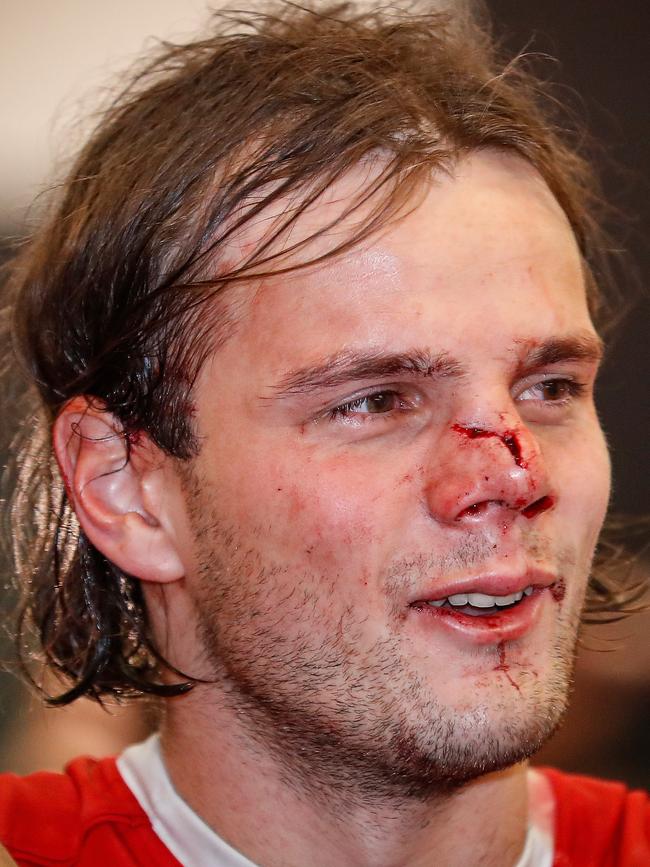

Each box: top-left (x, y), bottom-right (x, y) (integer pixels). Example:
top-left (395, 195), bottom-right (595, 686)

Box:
top-left (159, 687), bottom-right (529, 867)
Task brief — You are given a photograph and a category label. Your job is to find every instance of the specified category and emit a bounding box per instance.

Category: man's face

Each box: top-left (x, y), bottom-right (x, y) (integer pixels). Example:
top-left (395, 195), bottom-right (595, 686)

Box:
top-left (170, 151), bottom-right (610, 793)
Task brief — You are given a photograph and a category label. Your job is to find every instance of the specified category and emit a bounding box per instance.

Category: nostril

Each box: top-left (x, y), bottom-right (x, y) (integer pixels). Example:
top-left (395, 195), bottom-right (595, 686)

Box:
top-left (460, 502), bottom-right (487, 519)
top-left (455, 496), bottom-right (554, 522)
top-left (521, 495), bottom-right (555, 519)
top-left (457, 499), bottom-right (505, 520)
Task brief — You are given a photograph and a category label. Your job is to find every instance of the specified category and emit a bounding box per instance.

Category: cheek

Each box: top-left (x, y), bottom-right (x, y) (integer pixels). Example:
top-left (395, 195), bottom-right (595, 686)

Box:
top-left (555, 421), bottom-right (611, 544)
top-left (221, 444), bottom-right (411, 587)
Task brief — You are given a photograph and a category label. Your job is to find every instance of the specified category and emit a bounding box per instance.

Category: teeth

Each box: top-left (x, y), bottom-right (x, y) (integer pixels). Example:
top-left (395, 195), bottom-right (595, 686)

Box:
top-left (467, 592), bottom-right (500, 608)
top-left (495, 593), bottom-right (520, 606)
top-left (447, 593), bottom-right (468, 606)
top-left (427, 586), bottom-right (534, 609)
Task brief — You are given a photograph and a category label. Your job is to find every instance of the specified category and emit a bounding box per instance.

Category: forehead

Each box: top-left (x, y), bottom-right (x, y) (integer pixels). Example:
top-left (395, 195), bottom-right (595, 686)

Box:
top-left (223, 150), bottom-right (591, 367)
top-left (248, 152), bottom-right (584, 322)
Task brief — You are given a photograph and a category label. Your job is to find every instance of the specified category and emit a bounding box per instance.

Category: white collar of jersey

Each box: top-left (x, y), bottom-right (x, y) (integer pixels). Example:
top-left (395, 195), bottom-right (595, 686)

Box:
top-left (117, 734), bottom-right (554, 867)
top-left (118, 734), bottom-right (254, 866)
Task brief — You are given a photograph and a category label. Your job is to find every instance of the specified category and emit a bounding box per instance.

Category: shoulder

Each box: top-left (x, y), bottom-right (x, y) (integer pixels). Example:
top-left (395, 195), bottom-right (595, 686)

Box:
top-left (0, 755), bottom-right (179, 866)
top-left (540, 767), bottom-right (650, 866)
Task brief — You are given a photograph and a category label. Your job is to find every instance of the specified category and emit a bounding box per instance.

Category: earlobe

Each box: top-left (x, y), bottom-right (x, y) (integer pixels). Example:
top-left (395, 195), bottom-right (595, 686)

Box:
top-left (52, 396), bottom-right (185, 584)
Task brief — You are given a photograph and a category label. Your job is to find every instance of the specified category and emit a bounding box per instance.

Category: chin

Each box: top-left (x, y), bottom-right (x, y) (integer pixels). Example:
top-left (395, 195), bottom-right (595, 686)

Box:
top-left (360, 692), bottom-right (569, 800)
top-left (347, 633), bottom-right (578, 800)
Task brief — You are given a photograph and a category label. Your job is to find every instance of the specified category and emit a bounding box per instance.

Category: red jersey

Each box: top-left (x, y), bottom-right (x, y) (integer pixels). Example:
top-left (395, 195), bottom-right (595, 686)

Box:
top-left (0, 757), bottom-right (648, 866)
top-left (0, 756), bottom-right (180, 866)
top-left (544, 768), bottom-right (650, 866)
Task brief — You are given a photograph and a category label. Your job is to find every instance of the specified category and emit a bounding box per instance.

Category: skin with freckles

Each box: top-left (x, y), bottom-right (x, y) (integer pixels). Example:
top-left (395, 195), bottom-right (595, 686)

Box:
top-left (60, 151), bottom-right (611, 867)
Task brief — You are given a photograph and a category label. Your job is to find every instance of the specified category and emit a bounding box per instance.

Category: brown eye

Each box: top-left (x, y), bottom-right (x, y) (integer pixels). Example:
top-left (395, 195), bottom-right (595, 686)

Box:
top-left (540, 380), bottom-right (572, 400)
top-left (366, 391), bottom-right (398, 413)
top-left (329, 389), bottom-right (405, 420)
top-left (517, 377), bottom-right (586, 407)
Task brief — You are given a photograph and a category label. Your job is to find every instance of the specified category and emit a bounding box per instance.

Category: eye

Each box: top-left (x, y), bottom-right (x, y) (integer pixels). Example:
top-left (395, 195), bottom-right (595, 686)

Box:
top-left (328, 389), bottom-right (407, 420)
top-left (518, 378), bottom-right (587, 405)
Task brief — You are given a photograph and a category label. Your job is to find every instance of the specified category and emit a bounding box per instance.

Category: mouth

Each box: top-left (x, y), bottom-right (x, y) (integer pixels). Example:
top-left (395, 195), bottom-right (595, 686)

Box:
top-left (419, 585), bottom-right (535, 617)
top-left (409, 573), bottom-right (562, 645)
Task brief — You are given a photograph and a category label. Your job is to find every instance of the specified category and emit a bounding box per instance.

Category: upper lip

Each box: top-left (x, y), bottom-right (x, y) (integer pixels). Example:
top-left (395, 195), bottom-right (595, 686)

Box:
top-left (409, 569), bottom-right (557, 605)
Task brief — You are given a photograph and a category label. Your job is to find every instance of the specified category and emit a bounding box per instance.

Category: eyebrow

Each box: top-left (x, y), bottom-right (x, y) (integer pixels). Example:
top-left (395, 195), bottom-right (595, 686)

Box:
top-left (270, 349), bottom-right (464, 398)
top-left (515, 332), bottom-right (605, 376)
top-left (267, 332), bottom-right (604, 401)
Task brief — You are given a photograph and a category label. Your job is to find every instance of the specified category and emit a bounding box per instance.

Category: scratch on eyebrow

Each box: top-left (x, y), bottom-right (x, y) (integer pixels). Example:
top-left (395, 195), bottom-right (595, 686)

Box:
top-left (270, 349), bottom-right (464, 397)
top-left (515, 332), bottom-right (605, 375)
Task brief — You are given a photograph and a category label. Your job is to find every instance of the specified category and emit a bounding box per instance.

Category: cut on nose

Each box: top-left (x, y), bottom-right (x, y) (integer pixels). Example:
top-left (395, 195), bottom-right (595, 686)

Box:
top-left (451, 424), bottom-right (529, 469)
top-left (424, 422), bottom-right (554, 525)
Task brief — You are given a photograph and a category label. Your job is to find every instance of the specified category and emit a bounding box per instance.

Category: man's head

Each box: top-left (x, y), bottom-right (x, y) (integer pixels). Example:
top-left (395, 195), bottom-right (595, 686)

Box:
top-left (6, 1), bottom-right (630, 787)
top-left (121, 149), bottom-right (608, 797)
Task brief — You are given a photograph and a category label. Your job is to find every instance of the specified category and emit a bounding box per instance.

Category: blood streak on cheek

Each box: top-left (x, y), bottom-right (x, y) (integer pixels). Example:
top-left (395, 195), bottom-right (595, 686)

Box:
top-left (451, 424), bottom-right (528, 469)
top-left (494, 641), bottom-right (521, 693)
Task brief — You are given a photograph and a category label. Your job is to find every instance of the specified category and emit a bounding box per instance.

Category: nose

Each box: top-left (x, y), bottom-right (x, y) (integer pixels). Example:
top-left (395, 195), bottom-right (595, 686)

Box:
top-left (424, 420), bottom-right (555, 526)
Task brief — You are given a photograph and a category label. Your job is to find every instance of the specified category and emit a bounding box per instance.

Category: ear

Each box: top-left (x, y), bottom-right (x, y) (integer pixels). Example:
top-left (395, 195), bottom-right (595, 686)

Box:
top-left (53, 396), bottom-right (185, 584)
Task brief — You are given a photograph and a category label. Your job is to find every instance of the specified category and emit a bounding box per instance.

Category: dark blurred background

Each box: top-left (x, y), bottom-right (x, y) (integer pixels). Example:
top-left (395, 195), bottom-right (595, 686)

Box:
top-left (489, 0), bottom-right (650, 518)
top-left (0, 1), bottom-right (648, 784)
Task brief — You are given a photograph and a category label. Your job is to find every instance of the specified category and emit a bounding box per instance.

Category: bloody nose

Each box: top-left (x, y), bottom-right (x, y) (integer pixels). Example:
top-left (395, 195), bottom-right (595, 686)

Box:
top-left (424, 422), bottom-right (555, 526)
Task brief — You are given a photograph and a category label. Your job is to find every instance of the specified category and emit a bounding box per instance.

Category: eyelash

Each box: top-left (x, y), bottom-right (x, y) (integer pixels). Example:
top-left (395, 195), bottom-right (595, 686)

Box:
top-left (326, 378), bottom-right (588, 421)
top-left (327, 390), bottom-right (412, 420)
top-left (517, 378), bottom-right (587, 406)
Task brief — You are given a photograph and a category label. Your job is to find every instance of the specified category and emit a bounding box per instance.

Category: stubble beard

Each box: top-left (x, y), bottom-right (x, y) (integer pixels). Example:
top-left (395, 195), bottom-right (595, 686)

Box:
top-left (186, 493), bottom-right (584, 806)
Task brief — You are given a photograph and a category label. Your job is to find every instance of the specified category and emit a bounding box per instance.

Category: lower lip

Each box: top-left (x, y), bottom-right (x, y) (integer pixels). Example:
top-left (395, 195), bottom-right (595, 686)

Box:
top-left (411, 589), bottom-right (549, 645)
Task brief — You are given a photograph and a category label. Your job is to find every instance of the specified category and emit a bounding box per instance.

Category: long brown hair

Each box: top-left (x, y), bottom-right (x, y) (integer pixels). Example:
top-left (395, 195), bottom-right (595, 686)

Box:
top-left (3, 1), bottom-right (644, 704)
